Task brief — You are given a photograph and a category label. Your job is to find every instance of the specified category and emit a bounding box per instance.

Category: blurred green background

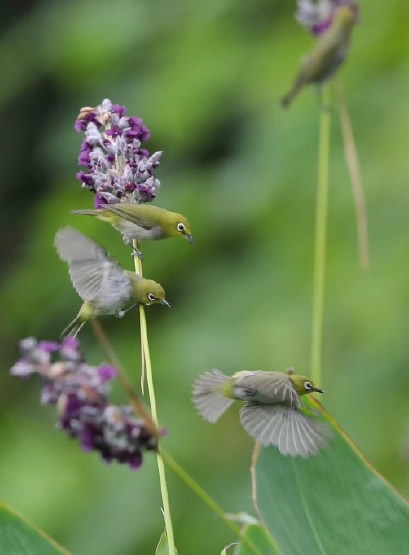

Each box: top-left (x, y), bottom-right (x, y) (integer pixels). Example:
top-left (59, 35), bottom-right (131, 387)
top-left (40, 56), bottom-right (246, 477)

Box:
top-left (0, 0), bottom-right (408, 553)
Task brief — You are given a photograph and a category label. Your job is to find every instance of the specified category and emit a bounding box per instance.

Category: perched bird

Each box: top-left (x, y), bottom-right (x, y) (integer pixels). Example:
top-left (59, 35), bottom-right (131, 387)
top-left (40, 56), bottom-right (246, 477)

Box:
top-left (71, 203), bottom-right (194, 258)
top-left (193, 369), bottom-right (330, 457)
top-left (55, 227), bottom-right (170, 338)
top-left (281, 6), bottom-right (356, 108)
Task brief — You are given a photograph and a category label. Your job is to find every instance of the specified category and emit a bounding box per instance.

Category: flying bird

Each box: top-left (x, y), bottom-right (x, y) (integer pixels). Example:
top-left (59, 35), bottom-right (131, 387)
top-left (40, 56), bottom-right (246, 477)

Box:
top-left (55, 227), bottom-right (169, 337)
top-left (193, 369), bottom-right (330, 457)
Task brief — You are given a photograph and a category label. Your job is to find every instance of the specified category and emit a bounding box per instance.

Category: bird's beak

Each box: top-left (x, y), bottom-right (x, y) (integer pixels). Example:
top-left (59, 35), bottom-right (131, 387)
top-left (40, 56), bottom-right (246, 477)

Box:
top-left (313, 387), bottom-right (324, 394)
top-left (160, 299), bottom-right (171, 309)
top-left (185, 233), bottom-right (195, 245)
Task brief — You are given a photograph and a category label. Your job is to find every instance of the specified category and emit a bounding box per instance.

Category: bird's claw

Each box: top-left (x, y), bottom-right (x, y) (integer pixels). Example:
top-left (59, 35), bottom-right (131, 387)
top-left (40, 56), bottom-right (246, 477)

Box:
top-left (116, 310), bottom-right (125, 319)
top-left (131, 251), bottom-right (143, 261)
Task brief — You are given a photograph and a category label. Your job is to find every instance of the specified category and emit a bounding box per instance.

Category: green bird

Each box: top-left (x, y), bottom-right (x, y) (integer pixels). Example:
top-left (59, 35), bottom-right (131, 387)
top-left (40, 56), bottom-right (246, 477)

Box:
top-left (193, 369), bottom-right (330, 457)
top-left (72, 203), bottom-right (194, 258)
top-left (55, 227), bottom-right (170, 338)
top-left (281, 6), bottom-right (356, 108)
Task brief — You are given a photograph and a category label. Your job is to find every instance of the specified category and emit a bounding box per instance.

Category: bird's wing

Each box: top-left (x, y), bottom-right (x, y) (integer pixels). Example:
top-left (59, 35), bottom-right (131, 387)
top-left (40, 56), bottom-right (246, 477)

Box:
top-left (239, 371), bottom-right (301, 408)
top-left (103, 204), bottom-right (156, 230)
top-left (240, 404), bottom-right (330, 457)
top-left (55, 227), bottom-right (132, 303)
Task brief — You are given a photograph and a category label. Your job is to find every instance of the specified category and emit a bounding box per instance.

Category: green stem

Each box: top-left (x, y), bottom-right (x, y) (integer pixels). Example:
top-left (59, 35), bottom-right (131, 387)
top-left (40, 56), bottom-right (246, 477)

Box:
top-left (310, 86), bottom-right (331, 386)
top-left (91, 319), bottom-right (265, 554)
top-left (133, 244), bottom-right (176, 555)
top-left (161, 450), bottom-right (264, 555)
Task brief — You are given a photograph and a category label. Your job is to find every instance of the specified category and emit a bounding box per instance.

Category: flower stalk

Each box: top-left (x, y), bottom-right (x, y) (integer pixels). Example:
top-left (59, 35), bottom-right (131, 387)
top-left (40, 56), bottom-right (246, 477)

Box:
top-left (311, 86), bottom-right (331, 386)
top-left (133, 241), bottom-right (176, 555)
top-left (161, 451), bottom-right (263, 555)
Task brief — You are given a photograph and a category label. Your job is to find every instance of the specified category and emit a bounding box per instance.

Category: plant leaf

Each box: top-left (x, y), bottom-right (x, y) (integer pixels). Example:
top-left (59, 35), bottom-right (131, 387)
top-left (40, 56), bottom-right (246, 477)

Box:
top-left (228, 524), bottom-right (278, 555)
top-left (155, 528), bottom-right (178, 555)
top-left (221, 541), bottom-right (239, 554)
top-left (254, 400), bottom-right (409, 554)
top-left (0, 503), bottom-right (69, 554)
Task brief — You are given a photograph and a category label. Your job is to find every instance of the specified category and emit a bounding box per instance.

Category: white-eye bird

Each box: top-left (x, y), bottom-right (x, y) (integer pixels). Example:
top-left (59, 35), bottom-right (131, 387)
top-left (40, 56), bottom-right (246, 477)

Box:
top-left (281, 6), bottom-right (356, 108)
top-left (71, 203), bottom-right (194, 258)
top-left (55, 227), bottom-right (170, 338)
top-left (193, 369), bottom-right (330, 457)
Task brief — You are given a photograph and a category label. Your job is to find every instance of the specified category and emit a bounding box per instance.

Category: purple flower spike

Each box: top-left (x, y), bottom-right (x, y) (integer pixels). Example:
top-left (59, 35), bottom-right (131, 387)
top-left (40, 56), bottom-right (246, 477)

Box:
top-left (38, 341), bottom-right (60, 353)
top-left (98, 365), bottom-right (117, 382)
top-left (74, 99), bottom-right (162, 205)
top-left (10, 337), bottom-right (157, 469)
top-left (296, 0), bottom-right (359, 35)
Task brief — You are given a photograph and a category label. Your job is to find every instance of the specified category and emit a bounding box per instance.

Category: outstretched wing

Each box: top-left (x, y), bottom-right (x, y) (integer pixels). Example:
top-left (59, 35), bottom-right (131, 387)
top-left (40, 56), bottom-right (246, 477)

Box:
top-left (103, 203), bottom-right (157, 230)
top-left (55, 227), bottom-right (132, 303)
top-left (237, 371), bottom-right (301, 408)
top-left (240, 404), bottom-right (330, 457)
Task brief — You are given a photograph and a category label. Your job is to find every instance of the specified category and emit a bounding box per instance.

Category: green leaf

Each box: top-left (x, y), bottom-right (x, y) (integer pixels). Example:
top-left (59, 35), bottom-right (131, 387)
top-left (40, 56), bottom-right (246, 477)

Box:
top-left (233, 524), bottom-right (278, 555)
top-left (254, 401), bottom-right (409, 555)
top-left (221, 541), bottom-right (239, 554)
top-left (0, 503), bottom-right (69, 554)
top-left (155, 528), bottom-right (178, 555)
top-left (220, 522), bottom-right (279, 555)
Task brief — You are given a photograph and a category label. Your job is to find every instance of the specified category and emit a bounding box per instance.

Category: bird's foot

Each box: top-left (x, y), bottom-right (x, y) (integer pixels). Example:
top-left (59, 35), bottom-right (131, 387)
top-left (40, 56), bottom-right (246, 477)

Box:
top-left (115, 310), bottom-right (125, 319)
top-left (131, 250), bottom-right (143, 261)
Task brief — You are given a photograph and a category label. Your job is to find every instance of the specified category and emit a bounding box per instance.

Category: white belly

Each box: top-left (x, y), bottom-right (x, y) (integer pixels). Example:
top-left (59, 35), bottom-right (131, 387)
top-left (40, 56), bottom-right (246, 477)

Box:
top-left (114, 220), bottom-right (163, 240)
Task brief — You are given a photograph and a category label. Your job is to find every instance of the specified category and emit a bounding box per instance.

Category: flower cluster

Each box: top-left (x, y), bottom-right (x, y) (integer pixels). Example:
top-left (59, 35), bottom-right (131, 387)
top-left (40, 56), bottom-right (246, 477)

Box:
top-left (296, 0), bottom-right (358, 35)
top-left (75, 98), bottom-right (162, 207)
top-left (11, 337), bottom-right (157, 468)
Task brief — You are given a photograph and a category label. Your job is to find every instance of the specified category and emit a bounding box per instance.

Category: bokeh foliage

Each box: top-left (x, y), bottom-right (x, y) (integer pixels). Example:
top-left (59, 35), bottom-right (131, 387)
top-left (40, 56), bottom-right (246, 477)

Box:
top-left (0, 0), bottom-right (408, 553)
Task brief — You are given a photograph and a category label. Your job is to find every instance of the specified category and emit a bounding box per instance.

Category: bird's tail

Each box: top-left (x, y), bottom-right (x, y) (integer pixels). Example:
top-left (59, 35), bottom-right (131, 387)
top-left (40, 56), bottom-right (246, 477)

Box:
top-left (60, 314), bottom-right (86, 340)
top-left (192, 370), bottom-right (235, 423)
top-left (281, 86), bottom-right (299, 109)
top-left (71, 209), bottom-right (101, 216)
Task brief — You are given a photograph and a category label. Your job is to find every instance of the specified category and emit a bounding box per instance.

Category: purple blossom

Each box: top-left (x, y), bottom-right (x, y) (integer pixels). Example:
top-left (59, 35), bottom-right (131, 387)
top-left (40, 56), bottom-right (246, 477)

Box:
top-left (11, 337), bottom-right (157, 469)
top-left (75, 98), bottom-right (162, 205)
top-left (296, 0), bottom-right (359, 35)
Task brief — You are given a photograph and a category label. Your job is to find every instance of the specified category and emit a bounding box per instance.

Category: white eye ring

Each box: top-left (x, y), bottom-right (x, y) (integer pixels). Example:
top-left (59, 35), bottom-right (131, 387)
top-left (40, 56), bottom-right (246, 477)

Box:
top-left (304, 381), bottom-right (312, 390)
top-left (177, 222), bottom-right (185, 232)
top-left (148, 293), bottom-right (156, 301)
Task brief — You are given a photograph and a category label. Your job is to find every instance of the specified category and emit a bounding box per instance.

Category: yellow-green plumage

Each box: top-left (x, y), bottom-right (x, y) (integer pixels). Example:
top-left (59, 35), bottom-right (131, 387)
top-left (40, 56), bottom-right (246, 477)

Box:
top-left (71, 203), bottom-right (194, 256)
top-left (55, 227), bottom-right (170, 337)
top-left (193, 369), bottom-right (330, 457)
top-left (281, 6), bottom-right (356, 108)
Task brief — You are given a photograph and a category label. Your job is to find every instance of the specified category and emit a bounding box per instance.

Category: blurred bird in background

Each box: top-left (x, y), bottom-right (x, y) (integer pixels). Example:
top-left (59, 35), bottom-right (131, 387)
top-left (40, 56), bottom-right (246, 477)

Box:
top-left (281, 5), bottom-right (357, 107)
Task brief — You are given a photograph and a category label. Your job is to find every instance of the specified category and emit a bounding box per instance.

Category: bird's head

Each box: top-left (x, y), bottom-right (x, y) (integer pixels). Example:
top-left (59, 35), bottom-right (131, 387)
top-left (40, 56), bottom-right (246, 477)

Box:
top-left (289, 375), bottom-right (324, 397)
top-left (162, 212), bottom-right (194, 244)
top-left (134, 279), bottom-right (170, 308)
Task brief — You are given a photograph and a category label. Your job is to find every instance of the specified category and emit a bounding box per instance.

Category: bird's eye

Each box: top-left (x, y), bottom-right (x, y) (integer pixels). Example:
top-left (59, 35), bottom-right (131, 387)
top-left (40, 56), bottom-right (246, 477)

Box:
top-left (148, 293), bottom-right (156, 301)
top-left (304, 381), bottom-right (312, 391)
top-left (177, 223), bottom-right (185, 233)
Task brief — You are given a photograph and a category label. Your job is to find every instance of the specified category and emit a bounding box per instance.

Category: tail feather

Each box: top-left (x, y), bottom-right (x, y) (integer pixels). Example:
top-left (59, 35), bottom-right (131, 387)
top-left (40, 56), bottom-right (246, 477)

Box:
top-left (192, 370), bottom-right (234, 423)
top-left (281, 86), bottom-right (299, 108)
top-left (71, 209), bottom-right (101, 216)
top-left (60, 315), bottom-right (86, 339)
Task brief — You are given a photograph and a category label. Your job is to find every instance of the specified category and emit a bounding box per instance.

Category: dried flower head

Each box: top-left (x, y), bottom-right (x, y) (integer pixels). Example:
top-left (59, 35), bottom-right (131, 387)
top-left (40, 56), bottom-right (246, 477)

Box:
top-left (75, 98), bottom-right (162, 207)
top-left (296, 0), bottom-right (359, 35)
top-left (11, 337), bottom-right (157, 468)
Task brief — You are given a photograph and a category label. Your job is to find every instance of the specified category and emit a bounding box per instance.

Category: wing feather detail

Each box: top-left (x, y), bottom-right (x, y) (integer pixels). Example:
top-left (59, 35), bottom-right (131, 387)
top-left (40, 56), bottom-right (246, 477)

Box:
top-left (103, 204), bottom-right (155, 230)
top-left (240, 404), bottom-right (330, 457)
top-left (236, 371), bottom-right (301, 408)
top-left (55, 227), bottom-right (132, 304)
